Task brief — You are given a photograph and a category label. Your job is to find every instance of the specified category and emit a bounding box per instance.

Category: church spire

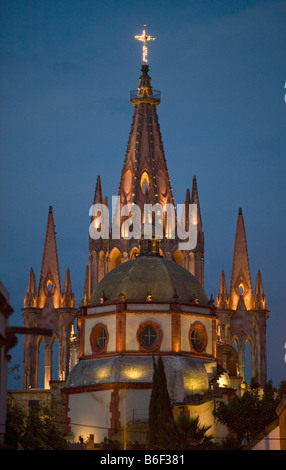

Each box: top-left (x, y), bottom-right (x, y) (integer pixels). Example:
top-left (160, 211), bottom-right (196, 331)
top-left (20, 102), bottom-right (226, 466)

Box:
top-left (190, 176), bottom-right (204, 286)
top-left (253, 269), bottom-right (267, 310)
top-left (37, 206), bottom-right (61, 309)
top-left (229, 208), bottom-right (253, 310)
top-left (24, 267), bottom-right (37, 308)
top-left (93, 175), bottom-right (103, 205)
top-left (118, 59), bottom-right (174, 230)
top-left (61, 267), bottom-right (75, 308)
top-left (216, 270), bottom-right (230, 309)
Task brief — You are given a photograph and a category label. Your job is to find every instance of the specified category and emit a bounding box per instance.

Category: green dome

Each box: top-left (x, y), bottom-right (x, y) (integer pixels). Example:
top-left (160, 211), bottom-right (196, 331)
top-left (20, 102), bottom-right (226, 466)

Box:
top-left (89, 255), bottom-right (209, 305)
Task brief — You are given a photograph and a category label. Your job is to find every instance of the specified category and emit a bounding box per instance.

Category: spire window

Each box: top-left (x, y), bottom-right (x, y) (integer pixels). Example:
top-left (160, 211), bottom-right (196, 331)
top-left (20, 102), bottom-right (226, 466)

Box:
top-left (140, 171), bottom-right (150, 194)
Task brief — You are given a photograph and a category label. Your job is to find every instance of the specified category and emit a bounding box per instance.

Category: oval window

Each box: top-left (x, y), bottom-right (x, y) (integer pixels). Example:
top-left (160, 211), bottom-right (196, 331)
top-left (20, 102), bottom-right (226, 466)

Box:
top-left (90, 323), bottom-right (109, 354)
top-left (137, 321), bottom-right (162, 352)
top-left (141, 325), bottom-right (157, 347)
top-left (189, 323), bottom-right (207, 354)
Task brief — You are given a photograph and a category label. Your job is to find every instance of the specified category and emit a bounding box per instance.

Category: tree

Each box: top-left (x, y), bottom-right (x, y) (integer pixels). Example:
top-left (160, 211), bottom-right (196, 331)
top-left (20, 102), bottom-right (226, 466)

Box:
top-left (148, 356), bottom-right (174, 449)
top-left (156, 414), bottom-right (213, 450)
top-left (3, 401), bottom-right (68, 450)
top-left (213, 380), bottom-right (285, 445)
top-left (148, 355), bottom-right (159, 448)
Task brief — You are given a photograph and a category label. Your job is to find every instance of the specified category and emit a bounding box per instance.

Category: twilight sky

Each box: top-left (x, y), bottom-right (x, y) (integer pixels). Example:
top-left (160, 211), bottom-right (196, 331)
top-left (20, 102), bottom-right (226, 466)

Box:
top-left (1, 0), bottom-right (285, 388)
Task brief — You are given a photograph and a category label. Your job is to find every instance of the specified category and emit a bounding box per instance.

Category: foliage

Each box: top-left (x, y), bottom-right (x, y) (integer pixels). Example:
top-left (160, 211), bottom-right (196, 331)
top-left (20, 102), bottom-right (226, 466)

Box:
top-left (3, 401), bottom-right (68, 450)
top-left (213, 380), bottom-right (286, 445)
top-left (148, 356), bottom-right (175, 449)
top-left (148, 356), bottom-right (213, 450)
top-left (216, 436), bottom-right (243, 450)
top-left (156, 414), bottom-right (214, 450)
top-left (8, 364), bottom-right (21, 382)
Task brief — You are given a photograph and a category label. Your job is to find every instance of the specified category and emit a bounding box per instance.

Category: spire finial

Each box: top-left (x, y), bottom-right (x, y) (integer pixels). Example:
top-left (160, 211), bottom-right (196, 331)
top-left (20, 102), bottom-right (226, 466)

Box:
top-left (135, 25), bottom-right (155, 64)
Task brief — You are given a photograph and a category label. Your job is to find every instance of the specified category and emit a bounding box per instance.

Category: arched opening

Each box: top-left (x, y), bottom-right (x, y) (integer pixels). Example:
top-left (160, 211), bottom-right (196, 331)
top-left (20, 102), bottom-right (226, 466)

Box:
top-left (109, 247), bottom-right (122, 271)
top-left (52, 338), bottom-right (59, 381)
top-left (231, 338), bottom-right (238, 353)
top-left (140, 170), bottom-right (150, 194)
top-left (244, 339), bottom-right (252, 385)
top-left (37, 337), bottom-right (45, 389)
top-left (130, 247), bottom-right (139, 259)
top-left (47, 280), bottom-right (53, 293)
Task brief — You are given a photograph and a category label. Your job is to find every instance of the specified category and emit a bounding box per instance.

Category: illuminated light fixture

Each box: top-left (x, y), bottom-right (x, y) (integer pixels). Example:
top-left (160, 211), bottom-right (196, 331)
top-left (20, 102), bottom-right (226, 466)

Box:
top-left (135, 25), bottom-right (155, 63)
top-left (96, 367), bottom-right (111, 380)
top-left (218, 372), bottom-right (230, 388)
top-left (123, 367), bottom-right (146, 380)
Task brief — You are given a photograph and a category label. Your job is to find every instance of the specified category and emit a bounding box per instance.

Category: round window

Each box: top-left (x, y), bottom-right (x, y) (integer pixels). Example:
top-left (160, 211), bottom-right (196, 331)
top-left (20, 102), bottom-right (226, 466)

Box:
top-left (190, 328), bottom-right (202, 352)
top-left (90, 323), bottom-right (109, 354)
top-left (137, 321), bottom-right (162, 351)
top-left (189, 323), bottom-right (207, 354)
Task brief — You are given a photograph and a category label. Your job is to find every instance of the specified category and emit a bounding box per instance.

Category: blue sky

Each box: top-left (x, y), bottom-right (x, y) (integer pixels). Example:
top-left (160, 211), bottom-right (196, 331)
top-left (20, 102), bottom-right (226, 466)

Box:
top-left (1, 0), bottom-right (285, 388)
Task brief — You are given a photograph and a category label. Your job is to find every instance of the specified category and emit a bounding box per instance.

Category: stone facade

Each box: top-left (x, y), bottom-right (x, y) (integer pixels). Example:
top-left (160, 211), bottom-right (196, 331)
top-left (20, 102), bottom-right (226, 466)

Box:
top-left (22, 207), bottom-right (78, 389)
top-left (217, 208), bottom-right (269, 386)
top-left (85, 65), bottom-right (204, 302)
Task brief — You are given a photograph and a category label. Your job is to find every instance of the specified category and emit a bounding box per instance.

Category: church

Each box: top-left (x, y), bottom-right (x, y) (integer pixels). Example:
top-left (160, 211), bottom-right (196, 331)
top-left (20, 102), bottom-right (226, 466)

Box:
top-left (18, 28), bottom-right (269, 446)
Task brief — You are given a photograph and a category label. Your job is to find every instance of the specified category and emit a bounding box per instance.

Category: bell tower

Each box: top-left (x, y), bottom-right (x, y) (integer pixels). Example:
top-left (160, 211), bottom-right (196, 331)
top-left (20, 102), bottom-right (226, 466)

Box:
top-left (85, 27), bottom-right (204, 301)
top-left (217, 208), bottom-right (269, 386)
top-left (22, 206), bottom-right (78, 389)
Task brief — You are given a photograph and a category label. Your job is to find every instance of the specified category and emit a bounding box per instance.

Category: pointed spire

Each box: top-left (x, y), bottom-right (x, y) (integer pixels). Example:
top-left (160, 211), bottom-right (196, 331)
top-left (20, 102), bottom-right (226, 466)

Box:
top-left (190, 176), bottom-right (202, 228)
top-left (93, 175), bottom-right (103, 205)
top-left (37, 206), bottom-right (61, 308)
top-left (216, 270), bottom-right (230, 309)
top-left (181, 188), bottom-right (191, 232)
top-left (253, 270), bottom-right (267, 310)
top-left (189, 176), bottom-right (204, 286)
top-left (219, 270), bottom-right (228, 295)
top-left (229, 208), bottom-right (253, 310)
top-left (61, 267), bottom-right (75, 308)
top-left (118, 64), bottom-right (173, 230)
top-left (24, 267), bottom-right (37, 307)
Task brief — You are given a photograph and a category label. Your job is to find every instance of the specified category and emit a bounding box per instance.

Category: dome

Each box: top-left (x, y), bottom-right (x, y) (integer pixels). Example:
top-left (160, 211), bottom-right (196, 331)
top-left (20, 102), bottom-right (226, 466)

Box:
top-left (66, 355), bottom-right (215, 402)
top-left (88, 255), bottom-right (209, 305)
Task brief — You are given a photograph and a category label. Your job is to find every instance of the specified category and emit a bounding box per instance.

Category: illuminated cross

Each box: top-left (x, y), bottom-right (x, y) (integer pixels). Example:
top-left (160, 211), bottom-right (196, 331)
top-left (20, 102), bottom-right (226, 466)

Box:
top-left (135, 25), bottom-right (155, 63)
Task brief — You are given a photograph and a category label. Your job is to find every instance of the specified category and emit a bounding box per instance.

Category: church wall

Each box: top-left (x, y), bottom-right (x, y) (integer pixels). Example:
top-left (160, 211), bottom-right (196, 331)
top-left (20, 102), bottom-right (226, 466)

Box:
top-left (173, 399), bottom-right (228, 443)
top-left (84, 315), bottom-right (116, 355)
top-left (126, 313), bottom-right (171, 351)
top-left (119, 388), bottom-right (150, 426)
top-left (181, 315), bottom-right (213, 355)
top-left (68, 390), bottom-right (111, 444)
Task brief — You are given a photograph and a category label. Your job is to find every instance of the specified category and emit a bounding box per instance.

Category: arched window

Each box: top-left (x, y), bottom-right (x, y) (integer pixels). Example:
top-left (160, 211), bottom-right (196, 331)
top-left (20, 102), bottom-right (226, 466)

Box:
top-left (37, 337), bottom-right (45, 388)
top-left (52, 338), bottom-right (59, 381)
top-left (140, 171), bottom-right (150, 194)
top-left (244, 339), bottom-right (252, 385)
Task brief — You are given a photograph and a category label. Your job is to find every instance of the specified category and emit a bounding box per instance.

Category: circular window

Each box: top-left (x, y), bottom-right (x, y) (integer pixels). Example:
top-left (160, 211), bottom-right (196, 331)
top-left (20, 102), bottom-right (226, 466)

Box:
top-left (90, 323), bottom-right (109, 354)
top-left (137, 321), bottom-right (162, 352)
top-left (189, 323), bottom-right (207, 354)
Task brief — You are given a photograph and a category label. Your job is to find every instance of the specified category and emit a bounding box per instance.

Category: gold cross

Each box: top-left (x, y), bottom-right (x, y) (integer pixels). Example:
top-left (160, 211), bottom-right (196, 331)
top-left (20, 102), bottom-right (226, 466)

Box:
top-left (134, 25), bottom-right (155, 63)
